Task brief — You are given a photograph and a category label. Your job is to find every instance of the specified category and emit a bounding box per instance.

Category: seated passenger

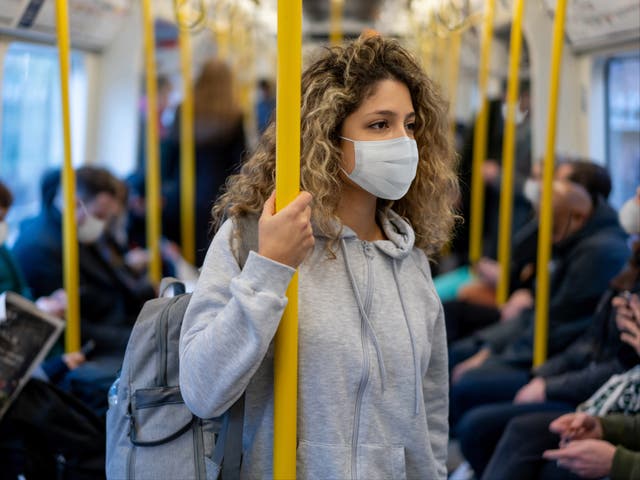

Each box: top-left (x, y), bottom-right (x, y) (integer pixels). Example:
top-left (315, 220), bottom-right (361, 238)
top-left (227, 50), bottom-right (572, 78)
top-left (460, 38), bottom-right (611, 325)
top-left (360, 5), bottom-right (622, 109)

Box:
top-left (449, 180), bottom-right (629, 426)
top-left (482, 292), bottom-right (640, 480)
top-left (443, 160), bottom-right (613, 343)
top-left (455, 236), bottom-right (639, 477)
top-left (12, 166), bottom-right (149, 359)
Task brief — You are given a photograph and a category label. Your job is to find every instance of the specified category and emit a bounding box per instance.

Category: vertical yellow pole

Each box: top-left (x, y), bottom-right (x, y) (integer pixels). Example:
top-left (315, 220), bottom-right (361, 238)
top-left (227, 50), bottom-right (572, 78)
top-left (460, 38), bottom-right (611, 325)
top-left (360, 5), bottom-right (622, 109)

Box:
top-left (178, 18), bottom-right (196, 265)
top-left (534, 0), bottom-right (568, 367)
top-left (54, 0), bottom-right (81, 353)
top-left (274, 0), bottom-right (301, 478)
top-left (496, 0), bottom-right (525, 306)
top-left (329, 0), bottom-right (343, 46)
top-left (141, 0), bottom-right (162, 283)
top-left (469, 0), bottom-right (496, 265)
top-left (447, 31), bottom-right (462, 137)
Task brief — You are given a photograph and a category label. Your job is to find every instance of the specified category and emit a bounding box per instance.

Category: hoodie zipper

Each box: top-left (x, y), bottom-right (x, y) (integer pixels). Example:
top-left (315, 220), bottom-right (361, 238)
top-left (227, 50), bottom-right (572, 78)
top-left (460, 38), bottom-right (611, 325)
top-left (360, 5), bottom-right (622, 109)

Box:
top-left (351, 241), bottom-right (375, 480)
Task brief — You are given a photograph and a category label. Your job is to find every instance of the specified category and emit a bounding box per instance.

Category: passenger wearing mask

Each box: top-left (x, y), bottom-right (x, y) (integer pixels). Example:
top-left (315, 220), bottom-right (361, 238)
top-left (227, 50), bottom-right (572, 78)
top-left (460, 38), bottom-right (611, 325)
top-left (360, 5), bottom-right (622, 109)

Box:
top-left (451, 81), bottom-right (532, 265)
top-left (454, 194), bottom-right (640, 477)
top-left (442, 160), bottom-right (613, 344)
top-left (162, 59), bottom-right (246, 266)
top-left (449, 180), bottom-right (629, 427)
top-left (13, 167), bottom-right (144, 359)
top-left (179, 35), bottom-right (455, 479)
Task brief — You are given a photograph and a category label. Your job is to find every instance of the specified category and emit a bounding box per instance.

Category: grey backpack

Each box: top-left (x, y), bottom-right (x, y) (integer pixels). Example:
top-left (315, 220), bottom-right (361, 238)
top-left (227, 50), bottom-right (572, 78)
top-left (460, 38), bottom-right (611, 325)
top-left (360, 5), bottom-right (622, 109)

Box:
top-left (106, 217), bottom-right (258, 480)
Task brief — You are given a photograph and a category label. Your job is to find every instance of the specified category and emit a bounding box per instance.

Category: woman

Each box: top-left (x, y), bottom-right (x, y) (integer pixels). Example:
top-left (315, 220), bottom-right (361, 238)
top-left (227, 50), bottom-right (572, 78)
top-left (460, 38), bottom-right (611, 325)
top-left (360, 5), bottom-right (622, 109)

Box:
top-left (162, 59), bottom-right (246, 266)
top-left (179, 35), bottom-right (458, 479)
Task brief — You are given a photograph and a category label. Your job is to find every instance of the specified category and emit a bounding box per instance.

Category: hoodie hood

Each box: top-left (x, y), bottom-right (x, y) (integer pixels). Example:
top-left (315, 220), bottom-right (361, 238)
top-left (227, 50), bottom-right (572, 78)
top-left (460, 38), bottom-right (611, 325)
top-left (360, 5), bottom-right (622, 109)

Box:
top-left (334, 209), bottom-right (415, 260)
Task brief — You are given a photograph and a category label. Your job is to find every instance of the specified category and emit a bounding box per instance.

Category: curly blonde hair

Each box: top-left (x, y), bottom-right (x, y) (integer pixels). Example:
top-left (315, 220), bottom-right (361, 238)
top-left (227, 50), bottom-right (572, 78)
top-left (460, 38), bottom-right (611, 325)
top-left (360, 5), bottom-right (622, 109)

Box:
top-left (213, 35), bottom-right (459, 255)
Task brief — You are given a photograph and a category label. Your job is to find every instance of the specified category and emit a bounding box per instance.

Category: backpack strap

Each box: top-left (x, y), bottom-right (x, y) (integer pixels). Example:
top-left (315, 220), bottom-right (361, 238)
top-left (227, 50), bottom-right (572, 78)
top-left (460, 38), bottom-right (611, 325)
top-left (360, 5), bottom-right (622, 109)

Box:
top-left (218, 214), bottom-right (258, 479)
top-left (233, 214), bottom-right (259, 268)
top-left (220, 395), bottom-right (245, 480)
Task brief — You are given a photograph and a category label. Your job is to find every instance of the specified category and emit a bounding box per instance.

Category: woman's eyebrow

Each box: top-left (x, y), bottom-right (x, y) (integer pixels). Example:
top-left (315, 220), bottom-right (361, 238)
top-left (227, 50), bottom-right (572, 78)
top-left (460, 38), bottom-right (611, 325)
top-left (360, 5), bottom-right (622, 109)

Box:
top-left (364, 110), bottom-right (416, 118)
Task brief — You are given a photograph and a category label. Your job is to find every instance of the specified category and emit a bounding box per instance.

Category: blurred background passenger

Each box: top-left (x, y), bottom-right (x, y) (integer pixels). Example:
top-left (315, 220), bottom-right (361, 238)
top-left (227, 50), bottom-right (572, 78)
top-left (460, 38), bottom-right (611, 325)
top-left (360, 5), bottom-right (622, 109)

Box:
top-left (12, 167), bottom-right (152, 362)
top-left (449, 180), bottom-right (629, 427)
top-left (255, 77), bottom-right (275, 135)
top-left (162, 59), bottom-right (246, 266)
top-left (442, 160), bottom-right (613, 344)
top-left (481, 291), bottom-right (640, 480)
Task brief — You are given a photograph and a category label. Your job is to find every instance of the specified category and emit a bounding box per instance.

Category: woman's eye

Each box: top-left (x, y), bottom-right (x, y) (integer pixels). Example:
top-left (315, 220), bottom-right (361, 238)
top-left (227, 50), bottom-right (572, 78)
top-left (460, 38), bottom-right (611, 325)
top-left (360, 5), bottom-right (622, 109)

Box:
top-left (405, 122), bottom-right (416, 131)
top-left (369, 120), bottom-right (388, 130)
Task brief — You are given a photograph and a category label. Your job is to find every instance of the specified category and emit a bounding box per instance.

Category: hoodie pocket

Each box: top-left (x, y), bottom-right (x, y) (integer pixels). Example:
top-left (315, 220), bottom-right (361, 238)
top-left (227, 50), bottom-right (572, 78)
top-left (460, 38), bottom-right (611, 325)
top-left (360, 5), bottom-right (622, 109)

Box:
top-left (297, 441), bottom-right (349, 480)
top-left (297, 440), bottom-right (407, 480)
top-left (358, 443), bottom-right (407, 480)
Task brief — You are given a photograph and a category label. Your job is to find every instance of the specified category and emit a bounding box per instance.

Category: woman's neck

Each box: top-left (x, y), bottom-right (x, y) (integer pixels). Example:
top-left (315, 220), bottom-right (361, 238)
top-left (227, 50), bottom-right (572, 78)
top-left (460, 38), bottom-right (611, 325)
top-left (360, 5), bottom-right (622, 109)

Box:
top-left (336, 185), bottom-right (385, 241)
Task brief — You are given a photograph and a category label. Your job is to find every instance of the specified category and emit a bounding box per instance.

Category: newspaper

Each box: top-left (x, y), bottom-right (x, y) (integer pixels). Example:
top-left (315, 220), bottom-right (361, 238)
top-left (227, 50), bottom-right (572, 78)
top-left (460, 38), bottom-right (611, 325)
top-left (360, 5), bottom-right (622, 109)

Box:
top-left (0, 291), bottom-right (64, 420)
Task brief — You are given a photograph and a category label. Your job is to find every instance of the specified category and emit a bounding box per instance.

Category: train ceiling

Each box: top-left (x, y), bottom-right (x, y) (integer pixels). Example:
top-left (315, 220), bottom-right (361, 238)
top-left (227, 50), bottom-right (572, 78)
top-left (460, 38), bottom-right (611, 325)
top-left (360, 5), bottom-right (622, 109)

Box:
top-left (0, 0), bottom-right (638, 54)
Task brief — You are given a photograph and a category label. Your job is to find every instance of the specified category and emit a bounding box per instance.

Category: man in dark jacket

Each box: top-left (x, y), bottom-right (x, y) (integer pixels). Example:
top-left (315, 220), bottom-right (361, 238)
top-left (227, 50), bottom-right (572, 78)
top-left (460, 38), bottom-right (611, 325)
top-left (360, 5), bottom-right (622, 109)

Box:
top-left (13, 167), bottom-right (153, 360)
top-left (449, 181), bottom-right (630, 426)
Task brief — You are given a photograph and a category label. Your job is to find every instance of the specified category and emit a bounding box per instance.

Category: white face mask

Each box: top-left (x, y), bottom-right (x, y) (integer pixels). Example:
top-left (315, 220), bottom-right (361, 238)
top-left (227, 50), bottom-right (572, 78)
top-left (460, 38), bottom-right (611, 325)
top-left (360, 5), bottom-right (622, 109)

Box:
top-left (340, 136), bottom-right (419, 200)
top-left (0, 221), bottom-right (8, 245)
top-left (501, 102), bottom-right (528, 125)
top-left (78, 203), bottom-right (107, 244)
top-left (619, 196), bottom-right (640, 235)
top-left (523, 178), bottom-right (541, 207)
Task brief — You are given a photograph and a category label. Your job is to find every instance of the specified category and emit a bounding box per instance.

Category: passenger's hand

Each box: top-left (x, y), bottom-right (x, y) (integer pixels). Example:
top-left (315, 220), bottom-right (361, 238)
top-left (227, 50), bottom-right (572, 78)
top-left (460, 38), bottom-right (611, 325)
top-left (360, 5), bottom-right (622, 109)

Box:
top-left (612, 293), bottom-right (640, 355)
top-left (500, 289), bottom-right (533, 322)
top-left (476, 257), bottom-right (499, 286)
top-left (543, 439), bottom-right (615, 479)
top-left (482, 160), bottom-right (500, 184)
top-left (258, 191), bottom-right (314, 268)
top-left (36, 289), bottom-right (67, 318)
top-left (549, 412), bottom-right (603, 442)
top-left (125, 248), bottom-right (150, 274)
top-left (62, 351), bottom-right (86, 370)
top-left (513, 377), bottom-right (546, 404)
top-left (451, 348), bottom-right (490, 384)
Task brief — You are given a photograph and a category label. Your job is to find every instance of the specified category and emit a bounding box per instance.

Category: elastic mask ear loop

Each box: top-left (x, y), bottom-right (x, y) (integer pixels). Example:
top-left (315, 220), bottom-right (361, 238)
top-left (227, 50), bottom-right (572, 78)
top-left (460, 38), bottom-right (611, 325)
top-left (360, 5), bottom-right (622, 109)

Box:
top-left (339, 136), bottom-right (355, 178)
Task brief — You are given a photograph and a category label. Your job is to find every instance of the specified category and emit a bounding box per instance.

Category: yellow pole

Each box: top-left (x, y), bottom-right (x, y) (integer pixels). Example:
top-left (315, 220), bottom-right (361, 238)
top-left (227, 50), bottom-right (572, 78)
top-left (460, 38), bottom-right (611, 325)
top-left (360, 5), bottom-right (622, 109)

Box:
top-left (141, 0), bottom-right (162, 283)
top-left (178, 18), bottom-right (196, 265)
top-left (329, 0), bottom-right (344, 46)
top-left (469, 0), bottom-right (496, 265)
top-left (534, 0), bottom-right (568, 367)
top-left (448, 31), bottom-right (462, 138)
top-left (54, 0), bottom-right (81, 353)
top-left (274, 0), bottom-right (301, 477)
top-left (496, 0), bottom-right (525, 306)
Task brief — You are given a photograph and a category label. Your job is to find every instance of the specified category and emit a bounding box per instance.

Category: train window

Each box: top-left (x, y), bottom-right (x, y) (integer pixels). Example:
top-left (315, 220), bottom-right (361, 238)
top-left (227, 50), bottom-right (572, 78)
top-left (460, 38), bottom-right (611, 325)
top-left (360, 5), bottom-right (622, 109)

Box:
top-left (0, 42), bottom-right (87, 243)
top-left (605, 53), bottom-right (640, 209)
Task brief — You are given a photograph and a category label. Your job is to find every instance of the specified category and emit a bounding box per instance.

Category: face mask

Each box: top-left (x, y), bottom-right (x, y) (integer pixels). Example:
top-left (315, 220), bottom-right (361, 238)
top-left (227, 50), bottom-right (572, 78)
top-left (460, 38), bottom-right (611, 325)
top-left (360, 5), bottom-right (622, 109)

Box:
top-left (501, 102), bottom-right (528, 125)
top-left (78, 203), bottom-right (107, 244)
top-left (523, 178), bottom-right (540, 206)
top-left (619, 196), bottom-right (640, 235)
top-left (0, 221), bottom-right (8, 245)
top-left (340, 136), bottom-right (419, 200)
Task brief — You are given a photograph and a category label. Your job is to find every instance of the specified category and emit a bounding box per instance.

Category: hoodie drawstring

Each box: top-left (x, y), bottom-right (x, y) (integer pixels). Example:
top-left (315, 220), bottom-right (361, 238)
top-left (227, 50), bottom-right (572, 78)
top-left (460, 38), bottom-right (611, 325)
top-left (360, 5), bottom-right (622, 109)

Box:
top-left (393, 261), bottom-right (422, 415)
top-left (341, 239), bottom-right (388, 392)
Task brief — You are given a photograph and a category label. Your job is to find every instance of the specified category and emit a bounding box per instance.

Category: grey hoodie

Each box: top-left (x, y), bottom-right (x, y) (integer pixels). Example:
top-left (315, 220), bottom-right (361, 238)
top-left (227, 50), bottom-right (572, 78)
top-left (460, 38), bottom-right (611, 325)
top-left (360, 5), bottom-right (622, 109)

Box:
top-left (179, 210), bottom-right (448, 479)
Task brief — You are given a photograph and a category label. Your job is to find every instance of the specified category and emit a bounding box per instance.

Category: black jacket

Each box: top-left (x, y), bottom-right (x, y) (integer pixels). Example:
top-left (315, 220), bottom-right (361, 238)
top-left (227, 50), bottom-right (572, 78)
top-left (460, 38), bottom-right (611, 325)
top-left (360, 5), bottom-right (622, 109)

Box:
top-left (12, 206), bottom-right (152, 355)
top-left (476, 199), bottom-right (630, 367)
